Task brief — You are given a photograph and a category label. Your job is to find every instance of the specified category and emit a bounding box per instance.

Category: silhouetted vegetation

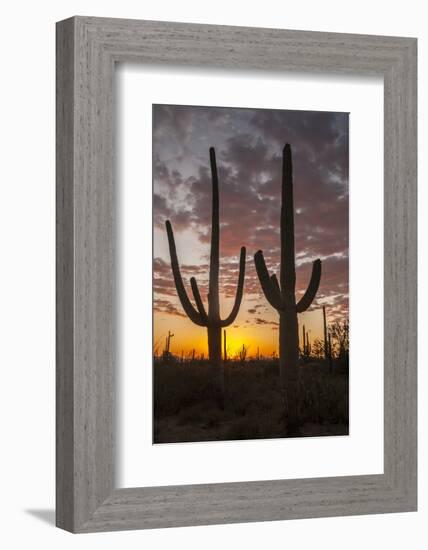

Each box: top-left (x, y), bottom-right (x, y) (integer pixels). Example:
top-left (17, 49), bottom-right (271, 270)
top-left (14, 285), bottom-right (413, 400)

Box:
top-left (254, 144), bottom-right (322, 434)
top-left (153, 356), bottom-right (348, 443)
top-left (165, 148), bottom-right (246, 406)
top-left (157, 143), bottom-right (348, 443)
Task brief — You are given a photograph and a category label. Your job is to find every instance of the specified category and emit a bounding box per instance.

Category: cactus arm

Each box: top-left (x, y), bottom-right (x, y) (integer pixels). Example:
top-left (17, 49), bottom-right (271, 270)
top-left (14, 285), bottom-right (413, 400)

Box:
top-left (190, 276), bottom-right (209, 323)
top-left (254, 250), bottom-right (283, 310)
top-left (270, 273), bottom-right (281, 298)
top-left (220, 247), bottom-right (246, 327)
top-left (296, 259), bottom-right (322, 313)
top-left (165, 220), bottom-right (207, 326)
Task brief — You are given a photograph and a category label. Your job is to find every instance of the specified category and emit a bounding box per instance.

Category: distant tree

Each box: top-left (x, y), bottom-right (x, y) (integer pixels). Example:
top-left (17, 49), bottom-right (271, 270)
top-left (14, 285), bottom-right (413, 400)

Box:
top-left (330, 320), bottom-right (349, 359)
top-left (311, 338), bottom-right (324, 359)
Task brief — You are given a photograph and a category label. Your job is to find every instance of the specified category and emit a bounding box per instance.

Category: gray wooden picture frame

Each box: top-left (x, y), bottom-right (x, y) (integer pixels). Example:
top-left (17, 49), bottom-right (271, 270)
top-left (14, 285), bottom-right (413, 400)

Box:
top-left (56, 16), bottom-right (417, 533)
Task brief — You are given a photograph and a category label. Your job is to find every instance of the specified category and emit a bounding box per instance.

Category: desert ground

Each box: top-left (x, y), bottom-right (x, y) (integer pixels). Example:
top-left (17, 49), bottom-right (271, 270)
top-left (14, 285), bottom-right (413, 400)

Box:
top-left (153, 357), bottom-right (349, 444)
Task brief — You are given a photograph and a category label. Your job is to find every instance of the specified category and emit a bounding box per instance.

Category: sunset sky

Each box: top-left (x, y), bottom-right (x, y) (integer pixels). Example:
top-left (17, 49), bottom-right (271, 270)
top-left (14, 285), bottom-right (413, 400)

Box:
top-left (153, 104), bottom-right (349, 359)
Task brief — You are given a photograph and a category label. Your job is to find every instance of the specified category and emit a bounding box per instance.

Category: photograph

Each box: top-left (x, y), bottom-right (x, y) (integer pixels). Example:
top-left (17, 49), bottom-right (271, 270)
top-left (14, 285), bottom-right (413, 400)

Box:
top-left (152, 104), bottom-right (349, 443)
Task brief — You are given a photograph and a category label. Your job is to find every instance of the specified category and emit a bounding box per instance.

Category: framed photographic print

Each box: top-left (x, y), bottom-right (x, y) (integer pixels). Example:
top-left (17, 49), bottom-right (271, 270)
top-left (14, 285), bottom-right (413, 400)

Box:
top-left (56, 17), bottom-right (417, 532)
top-left (152, 104), bottom-right (349, 443)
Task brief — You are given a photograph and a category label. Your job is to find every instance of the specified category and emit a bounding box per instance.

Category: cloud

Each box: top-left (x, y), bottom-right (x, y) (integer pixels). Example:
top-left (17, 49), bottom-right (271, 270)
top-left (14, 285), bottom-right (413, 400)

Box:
top-left (153, 298), bottom-right (186, 318)
top-left (153, 104), bottom-right (349, 324)
top-left (255, 318), bottom-right (279, 327)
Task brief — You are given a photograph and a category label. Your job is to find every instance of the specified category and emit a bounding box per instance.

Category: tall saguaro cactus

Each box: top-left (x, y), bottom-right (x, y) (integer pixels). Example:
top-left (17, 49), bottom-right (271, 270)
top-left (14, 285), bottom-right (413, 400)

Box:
top-left (302, 324), bottom-right (306, 357)
top-left (165, 147), bottom-right (246, 404)
top-left (322, 306), bottom-right (328, 360)
top-left (254, 144), bottom-right (322, 432)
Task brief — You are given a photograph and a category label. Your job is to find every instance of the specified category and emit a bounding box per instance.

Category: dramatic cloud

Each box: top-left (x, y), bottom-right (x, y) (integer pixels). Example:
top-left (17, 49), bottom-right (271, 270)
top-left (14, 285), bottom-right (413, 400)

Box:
top-left (154, 298), bottom-right (186, 318)
top-left (255, 318), bottom-right (279, 327)
top-left (153, 104), bottom-right (349, 331)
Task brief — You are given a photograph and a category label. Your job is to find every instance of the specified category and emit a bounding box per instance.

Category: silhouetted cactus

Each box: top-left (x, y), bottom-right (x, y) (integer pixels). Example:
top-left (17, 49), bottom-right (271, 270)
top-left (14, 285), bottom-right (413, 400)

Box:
top-left (166, 147), bottom-right (246, 405)
top-left (322, 306), bottom-right (328, 359)
top-left (323, 306), bottom-right (333, 373)
top-left (162, 330), bottom-right (174, 362)
top-left (238, 344), bottom-right (248, 364)
top-left (306, 331), bottom-right (311, 356)
top-left (302, 324), bottom-right (310, 358)
top-left (254, 144), bottom-right (321, 433)
top-left (302, 327), bottom-right (311, 358)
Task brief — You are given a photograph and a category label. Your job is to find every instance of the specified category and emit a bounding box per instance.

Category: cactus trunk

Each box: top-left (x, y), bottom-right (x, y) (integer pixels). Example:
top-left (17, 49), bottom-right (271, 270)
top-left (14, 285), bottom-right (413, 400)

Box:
top-left (323, 306), bottom-right (327, 357)
top-left (323, 306), bottom-right (331, 372)
top-left (206, 148), bottom-right (224, 402)
top-left (280, 310), bottom-right (299, 427)
top-left (254, 144), bottom-right (322, 435)
top-left (302, 324), bottom-right (306, 357)
top-left (208, 324), bottom-right (223, 399)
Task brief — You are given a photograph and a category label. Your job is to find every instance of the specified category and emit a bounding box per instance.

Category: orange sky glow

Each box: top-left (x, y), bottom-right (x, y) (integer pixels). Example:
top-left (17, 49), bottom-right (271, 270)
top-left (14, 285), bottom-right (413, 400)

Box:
top-left (153, 104), bottom-right (349, 358)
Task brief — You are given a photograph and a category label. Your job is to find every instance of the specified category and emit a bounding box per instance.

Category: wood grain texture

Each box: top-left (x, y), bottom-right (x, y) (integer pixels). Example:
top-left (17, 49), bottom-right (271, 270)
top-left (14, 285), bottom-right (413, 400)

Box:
top-left (56, 18), bottom-right (75, 531)
top-left (56, 16), bottom-right (417, 533)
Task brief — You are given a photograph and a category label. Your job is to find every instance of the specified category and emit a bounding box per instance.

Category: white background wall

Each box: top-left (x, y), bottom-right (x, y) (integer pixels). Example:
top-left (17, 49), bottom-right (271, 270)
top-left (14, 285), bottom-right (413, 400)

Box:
top-left (0, 1), bottom-right (425, 548)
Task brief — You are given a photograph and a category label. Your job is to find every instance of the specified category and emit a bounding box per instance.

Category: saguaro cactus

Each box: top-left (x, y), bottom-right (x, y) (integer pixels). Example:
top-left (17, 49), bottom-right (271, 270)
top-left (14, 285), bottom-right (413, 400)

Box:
top-left (302, 324), bottom-right (306, 358)
top-left (322, 306), bottom-right (328, 360)
top-left (162, 330), bottom-right (174, 362)
top-left (306, 331), bottom-right (311, 356)
top-left (166, 147), bottom-right (246, 404)
top-left (254, 144), bottom-right (321, 432)
top-left (322, 305), bottom-right (334, 373)
top-left (165, 330), bottom-right (174, 354)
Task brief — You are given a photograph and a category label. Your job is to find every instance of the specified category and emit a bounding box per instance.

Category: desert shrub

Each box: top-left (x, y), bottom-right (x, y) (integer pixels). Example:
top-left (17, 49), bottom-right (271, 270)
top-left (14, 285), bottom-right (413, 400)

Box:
top-left (153, 358), bottom-right (348, 443)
